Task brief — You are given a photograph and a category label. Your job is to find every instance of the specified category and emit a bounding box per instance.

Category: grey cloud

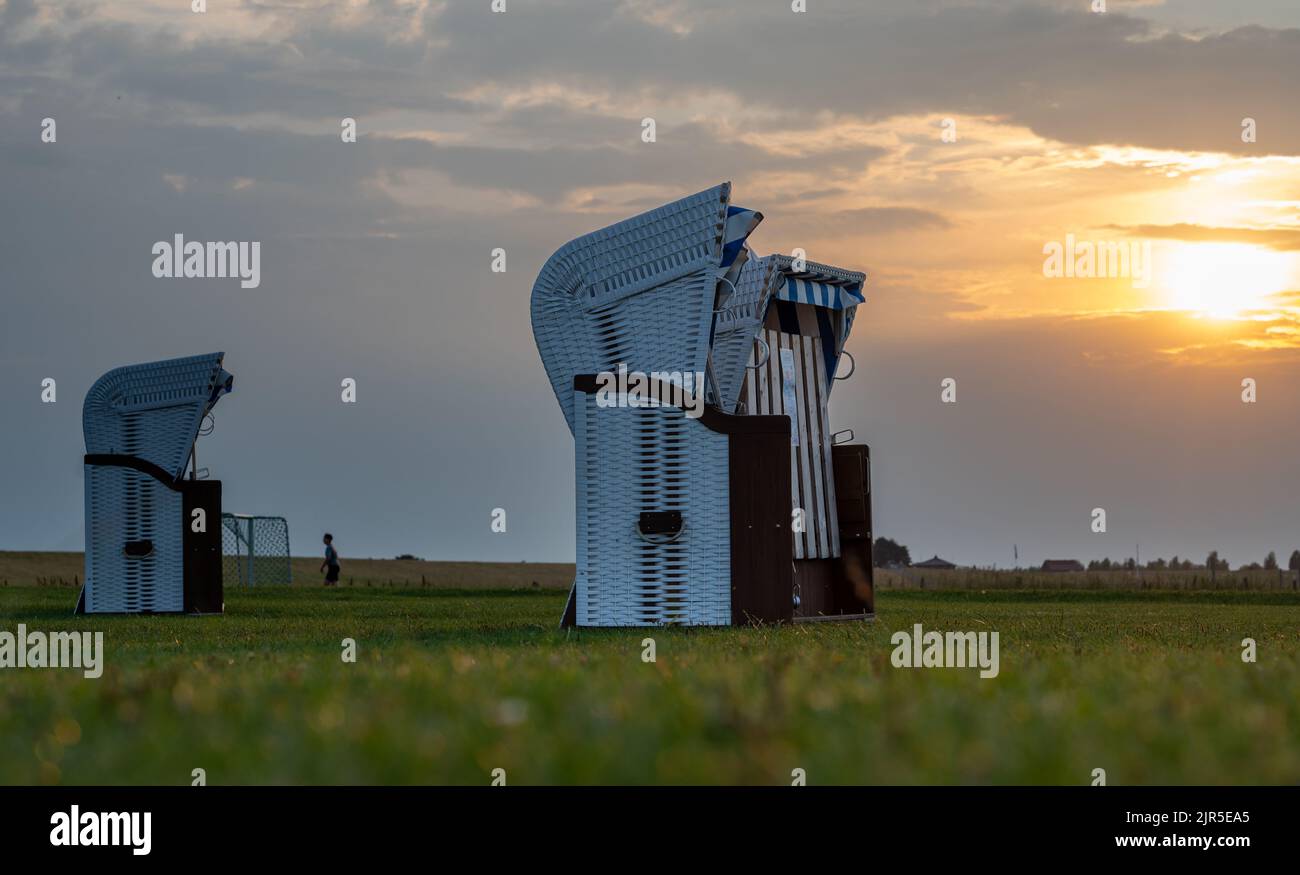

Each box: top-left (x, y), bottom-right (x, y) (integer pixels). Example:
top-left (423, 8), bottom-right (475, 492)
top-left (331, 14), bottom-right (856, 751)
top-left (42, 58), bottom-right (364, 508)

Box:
top-left (826, 206), bottom-right (954, 233)
top-left (428, 2), bottom-right (1300, 156)
top-left (8, 1), bottom-right (1300, 170)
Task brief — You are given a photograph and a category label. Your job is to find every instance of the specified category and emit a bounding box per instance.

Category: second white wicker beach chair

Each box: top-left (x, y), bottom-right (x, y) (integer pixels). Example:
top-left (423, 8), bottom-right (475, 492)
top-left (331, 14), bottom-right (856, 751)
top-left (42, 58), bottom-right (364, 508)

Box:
top-left (79, 352), bottom-right (233, 614)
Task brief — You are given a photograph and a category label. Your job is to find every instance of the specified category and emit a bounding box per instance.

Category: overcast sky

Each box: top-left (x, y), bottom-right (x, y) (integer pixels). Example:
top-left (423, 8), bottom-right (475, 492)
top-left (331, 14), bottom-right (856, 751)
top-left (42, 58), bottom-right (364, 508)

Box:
top-left (2, 0), bottom-right (1298, 568)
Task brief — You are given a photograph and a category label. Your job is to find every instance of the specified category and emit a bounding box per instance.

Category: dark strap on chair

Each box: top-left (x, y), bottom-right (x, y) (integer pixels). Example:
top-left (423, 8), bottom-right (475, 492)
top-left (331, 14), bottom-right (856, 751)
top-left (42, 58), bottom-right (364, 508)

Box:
top-left (84, 454), bottom-right (181, 490)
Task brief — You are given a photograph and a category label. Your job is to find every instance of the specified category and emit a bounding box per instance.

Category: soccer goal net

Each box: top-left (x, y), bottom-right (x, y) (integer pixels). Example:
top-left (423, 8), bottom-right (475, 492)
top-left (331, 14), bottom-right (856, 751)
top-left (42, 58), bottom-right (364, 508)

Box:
top-left (221, 514), bottom-right (293, 586)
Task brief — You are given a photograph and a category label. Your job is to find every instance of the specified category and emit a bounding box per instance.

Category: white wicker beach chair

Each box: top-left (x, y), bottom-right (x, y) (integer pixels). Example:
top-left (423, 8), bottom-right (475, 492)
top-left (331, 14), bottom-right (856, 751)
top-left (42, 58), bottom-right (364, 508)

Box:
top-left (533, 184), bottom-right (792, 627)
top-left (534, 186), bottom-right (876, 626)
top-left (80, 353), bottom-right (233, 614)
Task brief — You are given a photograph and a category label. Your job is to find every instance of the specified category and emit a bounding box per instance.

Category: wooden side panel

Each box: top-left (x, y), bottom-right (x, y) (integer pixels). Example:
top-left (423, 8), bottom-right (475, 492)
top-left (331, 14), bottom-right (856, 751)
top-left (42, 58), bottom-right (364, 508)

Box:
top-left (833, 445), bottom-right (870, 540)
top-left (181, 479), bottom-right (223, 614)
top-left (831, 444), bottom-right (874, 615)
top-left (728, 427), bottom-right (793, 625)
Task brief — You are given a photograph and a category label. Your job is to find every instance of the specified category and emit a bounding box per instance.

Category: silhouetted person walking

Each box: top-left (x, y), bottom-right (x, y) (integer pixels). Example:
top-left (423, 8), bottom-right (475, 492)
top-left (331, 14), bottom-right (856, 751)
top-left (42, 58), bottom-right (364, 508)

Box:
top-left (321, 533), bottom-right (341, 586)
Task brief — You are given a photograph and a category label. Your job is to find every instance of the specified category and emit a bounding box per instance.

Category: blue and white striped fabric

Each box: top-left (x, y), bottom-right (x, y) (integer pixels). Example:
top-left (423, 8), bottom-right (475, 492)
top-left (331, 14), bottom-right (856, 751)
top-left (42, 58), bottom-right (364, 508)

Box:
top-left (721, 206), bottom-right (761, 270)
top-left (777, 276), bottom-right (864, 310)
top-left (712, 206), bottom-right (763, 361)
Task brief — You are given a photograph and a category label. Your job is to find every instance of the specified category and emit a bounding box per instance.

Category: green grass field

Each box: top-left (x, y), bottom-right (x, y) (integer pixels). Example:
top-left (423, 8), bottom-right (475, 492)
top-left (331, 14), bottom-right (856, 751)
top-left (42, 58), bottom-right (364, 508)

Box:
top-left (2, 582), bottom-right (1298, 785)
top-left (0, 551), bottom-right (575, 591)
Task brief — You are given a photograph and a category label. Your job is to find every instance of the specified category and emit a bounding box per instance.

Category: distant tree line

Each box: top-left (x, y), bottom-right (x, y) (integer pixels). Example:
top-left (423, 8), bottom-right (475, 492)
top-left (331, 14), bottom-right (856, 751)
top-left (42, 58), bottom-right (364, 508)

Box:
top-left (1081, 549), bottom-right (1300, 572)
top-left (872, 538), bottom-right (1300, 572)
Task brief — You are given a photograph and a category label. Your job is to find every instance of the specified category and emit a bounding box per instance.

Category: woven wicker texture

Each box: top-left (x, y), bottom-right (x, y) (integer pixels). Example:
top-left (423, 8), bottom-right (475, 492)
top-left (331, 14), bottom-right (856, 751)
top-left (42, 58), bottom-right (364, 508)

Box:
top-left (83, 352), bottom-right (233, 478)
top-left (711, 254), bottom-right (780, 413)
top-left (84, 468), bottom-right (184, 613)
top-left (574, 391), bottom-right (731, 626)
top-left (532, 184), bottom-right (734, 434)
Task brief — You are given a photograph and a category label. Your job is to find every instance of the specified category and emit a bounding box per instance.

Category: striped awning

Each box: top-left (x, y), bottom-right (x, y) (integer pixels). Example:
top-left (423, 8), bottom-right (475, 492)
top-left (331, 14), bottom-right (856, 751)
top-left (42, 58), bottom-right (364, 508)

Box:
top-left (778, 276), bottom-right (864, 310)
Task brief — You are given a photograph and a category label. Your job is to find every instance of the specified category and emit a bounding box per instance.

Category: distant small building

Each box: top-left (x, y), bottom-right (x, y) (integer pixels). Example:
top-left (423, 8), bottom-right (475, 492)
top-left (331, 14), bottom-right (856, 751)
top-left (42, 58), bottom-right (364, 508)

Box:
top-left (913, 556), bottom-right (957, 570)
top-left (1041, 559), bottom-right (1084, 572)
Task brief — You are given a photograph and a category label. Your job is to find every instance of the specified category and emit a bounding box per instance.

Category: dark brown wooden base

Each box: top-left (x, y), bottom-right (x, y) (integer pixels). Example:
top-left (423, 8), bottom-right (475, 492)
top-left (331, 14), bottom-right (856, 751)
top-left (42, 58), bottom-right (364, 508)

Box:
top-left (181, 479), bottom-right (224, 614)
top-left (76, 456), bottom-right (225, 616)
top-left (831, 443), bottom-right (875, 615)
top-left (792, 553), bottom-right (874, 619)
top-left (563, 378), bottom-right (879, 628)
top-left (728, 424), bottom-right (793, 625)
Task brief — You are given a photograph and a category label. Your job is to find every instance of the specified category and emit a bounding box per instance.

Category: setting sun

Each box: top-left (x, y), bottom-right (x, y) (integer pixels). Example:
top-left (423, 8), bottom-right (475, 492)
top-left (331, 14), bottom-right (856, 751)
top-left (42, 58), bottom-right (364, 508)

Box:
top-left (1160, 243), bottom-right (1296, 319)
